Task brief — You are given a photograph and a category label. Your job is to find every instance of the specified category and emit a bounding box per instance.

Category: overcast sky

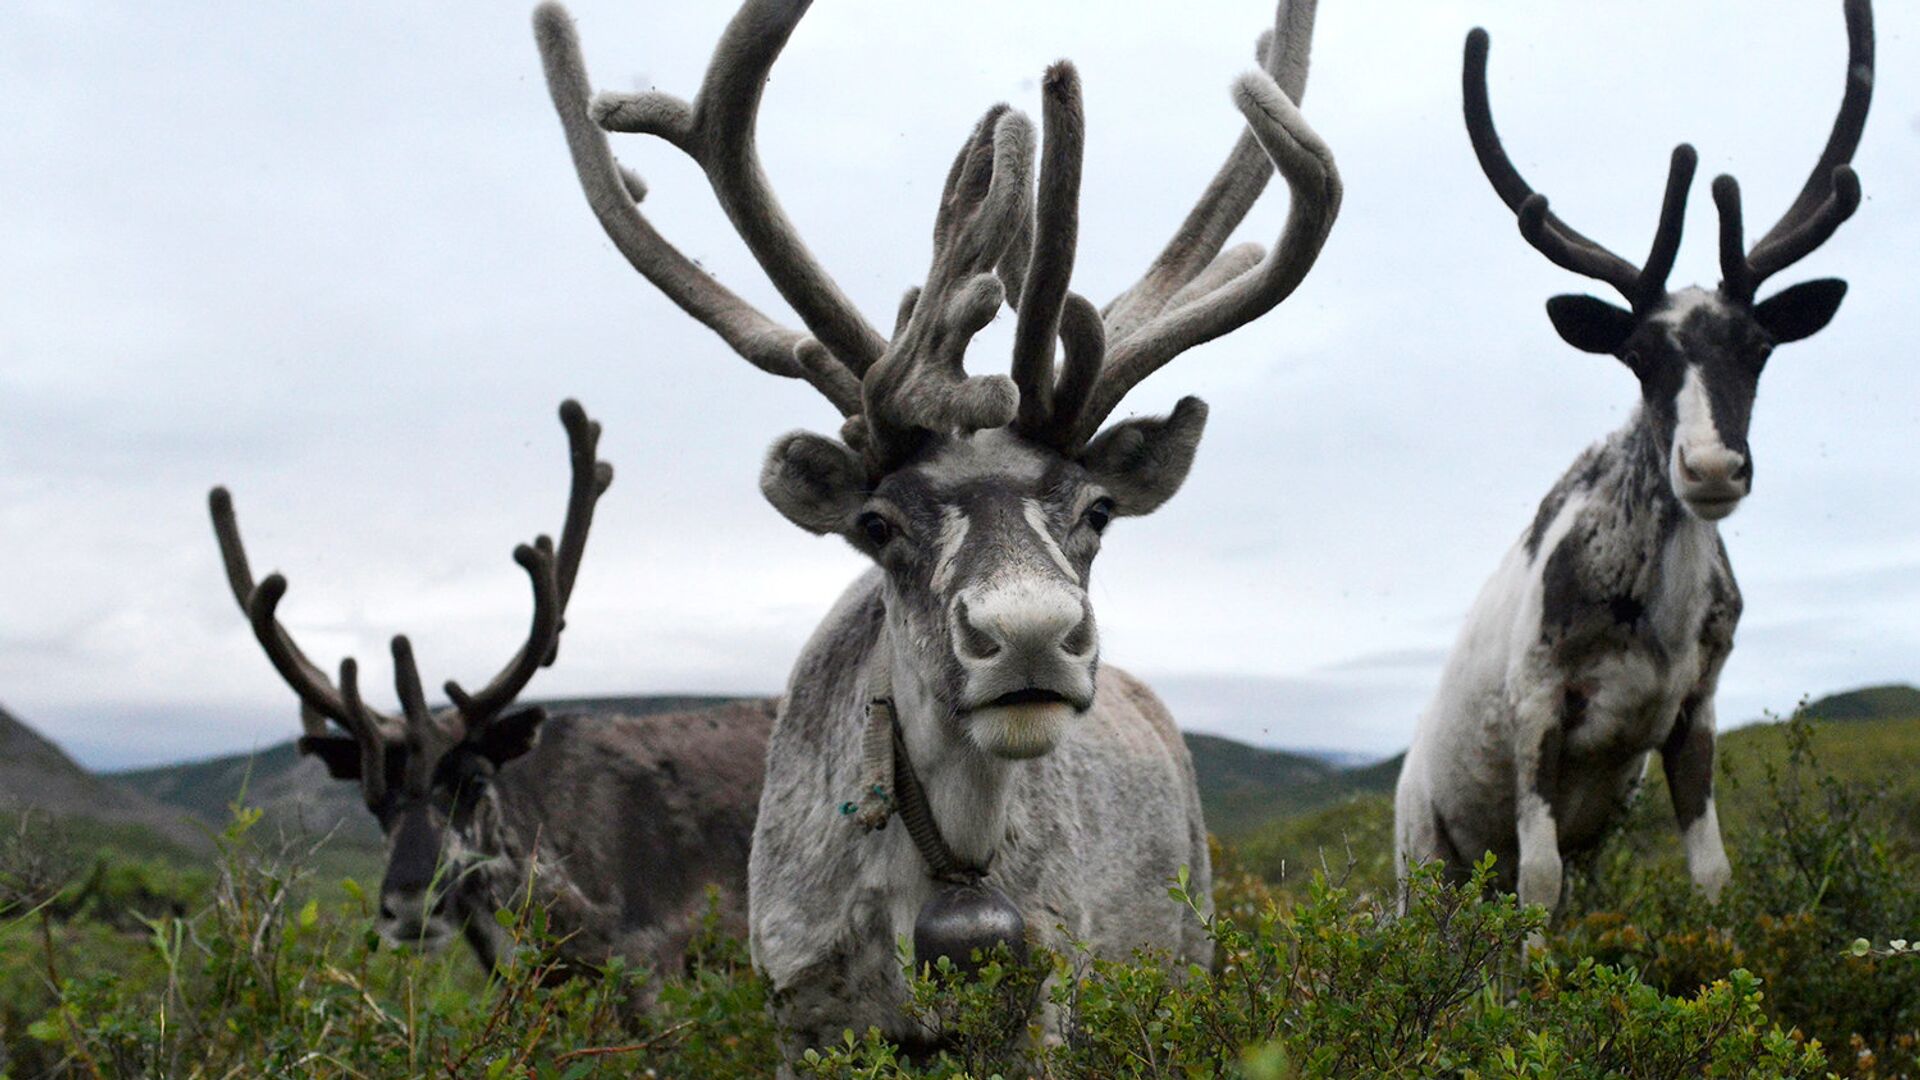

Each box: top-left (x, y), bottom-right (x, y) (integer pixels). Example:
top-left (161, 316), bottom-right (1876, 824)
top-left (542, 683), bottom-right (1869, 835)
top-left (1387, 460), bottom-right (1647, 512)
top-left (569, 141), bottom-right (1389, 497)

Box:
top-left (3, 1), bottom-right (1915, 770)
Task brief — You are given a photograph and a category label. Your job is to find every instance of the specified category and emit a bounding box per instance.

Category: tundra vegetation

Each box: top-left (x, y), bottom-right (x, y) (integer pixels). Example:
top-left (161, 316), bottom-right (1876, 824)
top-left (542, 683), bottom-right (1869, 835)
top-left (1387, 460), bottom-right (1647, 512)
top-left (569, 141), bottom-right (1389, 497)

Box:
top-left (3, 704), bottom-right (1917, 1077)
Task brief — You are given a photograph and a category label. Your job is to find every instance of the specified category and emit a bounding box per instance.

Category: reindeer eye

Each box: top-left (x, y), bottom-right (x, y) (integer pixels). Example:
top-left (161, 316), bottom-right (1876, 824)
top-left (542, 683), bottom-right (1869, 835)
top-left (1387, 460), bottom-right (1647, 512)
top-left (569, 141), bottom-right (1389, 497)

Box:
top-left (858, 512), bottom-right (894, 547)
top-left (1083, 499), bottom-right (1114, 535)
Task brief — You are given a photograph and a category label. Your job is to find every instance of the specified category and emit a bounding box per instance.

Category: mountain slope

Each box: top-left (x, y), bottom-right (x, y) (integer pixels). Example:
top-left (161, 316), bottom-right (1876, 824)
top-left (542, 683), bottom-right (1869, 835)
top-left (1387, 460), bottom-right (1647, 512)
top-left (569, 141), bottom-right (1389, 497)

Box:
top-left (112, 698), bottom-right (1388, 845)
top-left (1230, 696), bottom-right (1920, 890)
top-left (1185, 733), bottom-right (1399, 837)
top-left (0, 703), bottom-right (211, 851)
top-left (1798, 683), bottom-right (1920, 723)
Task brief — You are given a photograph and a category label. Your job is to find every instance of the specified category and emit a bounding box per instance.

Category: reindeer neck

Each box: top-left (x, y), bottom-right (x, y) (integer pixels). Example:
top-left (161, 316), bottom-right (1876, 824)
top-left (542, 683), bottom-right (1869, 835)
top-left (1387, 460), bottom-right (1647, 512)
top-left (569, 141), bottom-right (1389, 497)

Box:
top-left (878, 611), bottom-right (1015, 873)
top-left (1600, 405), bottom-right (1697, 550)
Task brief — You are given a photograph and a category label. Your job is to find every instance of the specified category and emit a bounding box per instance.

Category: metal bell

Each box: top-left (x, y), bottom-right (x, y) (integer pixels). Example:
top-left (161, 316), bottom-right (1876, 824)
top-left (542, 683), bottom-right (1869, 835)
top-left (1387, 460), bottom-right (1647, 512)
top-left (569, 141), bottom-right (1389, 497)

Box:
top-left (913, 878), bottom-right (1028, 975)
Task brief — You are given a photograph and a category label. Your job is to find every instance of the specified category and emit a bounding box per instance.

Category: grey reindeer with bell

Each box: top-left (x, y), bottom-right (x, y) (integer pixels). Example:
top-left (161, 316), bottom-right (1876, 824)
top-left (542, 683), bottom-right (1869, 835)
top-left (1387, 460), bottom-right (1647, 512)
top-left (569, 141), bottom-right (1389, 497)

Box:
top-left (535, 0), bottom-right (1339, 1060)
top-left (1396, 0), bottom-right (1874, 917)
top-left (212, 401), bottom-right (774, 979)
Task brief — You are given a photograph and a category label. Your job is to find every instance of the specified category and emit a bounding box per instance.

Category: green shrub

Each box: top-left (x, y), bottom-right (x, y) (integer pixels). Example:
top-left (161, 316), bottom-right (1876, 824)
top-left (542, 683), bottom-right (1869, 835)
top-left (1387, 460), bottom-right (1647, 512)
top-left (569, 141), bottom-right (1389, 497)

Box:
top-left (5, 708), bottom-right (1916, 1077)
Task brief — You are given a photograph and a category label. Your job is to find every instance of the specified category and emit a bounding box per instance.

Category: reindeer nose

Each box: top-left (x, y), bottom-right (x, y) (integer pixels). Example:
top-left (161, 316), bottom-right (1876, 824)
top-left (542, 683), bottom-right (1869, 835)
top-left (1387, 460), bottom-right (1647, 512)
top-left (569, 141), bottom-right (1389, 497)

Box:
top-left (953, 589), bottom-right (1096, 669)
top-left (1678, 444), bottom-right (1746, 486)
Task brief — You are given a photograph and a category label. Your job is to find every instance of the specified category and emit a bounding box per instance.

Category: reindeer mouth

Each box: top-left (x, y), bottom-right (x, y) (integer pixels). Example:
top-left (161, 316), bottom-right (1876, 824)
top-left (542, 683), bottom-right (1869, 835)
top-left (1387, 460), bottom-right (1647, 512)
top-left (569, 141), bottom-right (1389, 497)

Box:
top-left (982, 687), bottom-right (1077, 710)
top-left (382, 922), bottom-right (456, 953)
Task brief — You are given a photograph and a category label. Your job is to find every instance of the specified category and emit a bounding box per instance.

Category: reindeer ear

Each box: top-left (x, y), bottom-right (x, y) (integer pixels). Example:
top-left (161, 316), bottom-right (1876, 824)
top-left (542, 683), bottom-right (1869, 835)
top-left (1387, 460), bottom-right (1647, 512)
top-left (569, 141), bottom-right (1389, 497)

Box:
top-left (1754, 278), bottom-right (1847, 344)
top-left (1078, 397), bottom-right (1208, 517)
top-left (298, 735), bottom-right (364, 780)
top-left (760, 431), bottom-right (868, 535)
top-left (474, 706), bottom-right (546, 767)
top-left (1546, 294), bottom-right (1637, 355)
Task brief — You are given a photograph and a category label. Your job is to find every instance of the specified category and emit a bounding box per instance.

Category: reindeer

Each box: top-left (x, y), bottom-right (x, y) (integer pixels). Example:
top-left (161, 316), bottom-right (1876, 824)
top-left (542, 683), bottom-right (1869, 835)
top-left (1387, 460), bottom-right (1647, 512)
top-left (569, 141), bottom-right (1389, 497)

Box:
top-left (210, 400), bottom-right (775, 976)
top-left (535, 0), bottom-right (1340, 1058)
top-left (1396, 0), bottom-right (1873, 917)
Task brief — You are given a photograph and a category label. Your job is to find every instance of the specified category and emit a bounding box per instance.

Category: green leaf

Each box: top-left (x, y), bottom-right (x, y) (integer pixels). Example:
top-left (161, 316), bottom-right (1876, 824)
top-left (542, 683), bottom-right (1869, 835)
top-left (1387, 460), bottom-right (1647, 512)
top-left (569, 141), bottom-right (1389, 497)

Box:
top-left (298, 898), bottom-right (319, 929)
top-left (1850, 937), bottom-right (1872, 957)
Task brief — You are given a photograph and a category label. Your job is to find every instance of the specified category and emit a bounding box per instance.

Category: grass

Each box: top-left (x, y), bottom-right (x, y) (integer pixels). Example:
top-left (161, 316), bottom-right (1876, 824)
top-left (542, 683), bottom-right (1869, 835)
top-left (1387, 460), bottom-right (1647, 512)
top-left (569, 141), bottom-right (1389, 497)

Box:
top-left (1, 706), bottom-right (1915, 1077)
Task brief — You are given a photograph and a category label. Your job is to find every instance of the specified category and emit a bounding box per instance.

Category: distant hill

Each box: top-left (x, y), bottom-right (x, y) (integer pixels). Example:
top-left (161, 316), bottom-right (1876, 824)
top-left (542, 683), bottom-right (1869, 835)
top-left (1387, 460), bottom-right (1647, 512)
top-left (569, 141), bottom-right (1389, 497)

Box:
top-left (1181, 733), bottom-right (1399, 837)
top-left (1797, 683), bottom-right (1920, 723)
top-left (1230, 701), bottom-right (1920, 891)
top-left (105, 698), bottom-right (1388, 844)
top-left (0, 702), bottom-right (210, 852)
top-left (37, 683), bottom-right (1918, 875)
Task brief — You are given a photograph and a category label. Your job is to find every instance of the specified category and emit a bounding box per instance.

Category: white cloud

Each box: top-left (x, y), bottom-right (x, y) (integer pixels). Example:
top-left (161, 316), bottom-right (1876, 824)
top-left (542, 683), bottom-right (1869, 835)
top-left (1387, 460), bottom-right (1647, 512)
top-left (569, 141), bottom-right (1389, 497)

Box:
top-left (3, 0), bottom-right (1915, 767)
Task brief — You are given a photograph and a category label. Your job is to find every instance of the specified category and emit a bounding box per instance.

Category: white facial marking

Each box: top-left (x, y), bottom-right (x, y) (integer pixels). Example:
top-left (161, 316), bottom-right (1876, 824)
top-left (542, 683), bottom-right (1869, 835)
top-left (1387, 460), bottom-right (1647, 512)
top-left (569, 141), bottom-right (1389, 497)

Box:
top-left (1671, 365), bottom-right (1745, 520)
top-left (1652, 286), bottom-right (1725, 344)
top-left (1673, 365), bottom-right (1719, 453)
top-left (1022, 498), bottom-right (1079, 584)
top-left (930, 506), bottom-right (970, 594)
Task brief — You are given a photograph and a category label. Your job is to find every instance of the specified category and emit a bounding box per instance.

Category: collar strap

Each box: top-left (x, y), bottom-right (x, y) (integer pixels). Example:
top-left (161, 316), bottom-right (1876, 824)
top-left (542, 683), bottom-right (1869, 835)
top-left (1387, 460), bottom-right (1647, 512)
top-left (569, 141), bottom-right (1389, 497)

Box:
top-left (840, 649), bottom-right (988, 885)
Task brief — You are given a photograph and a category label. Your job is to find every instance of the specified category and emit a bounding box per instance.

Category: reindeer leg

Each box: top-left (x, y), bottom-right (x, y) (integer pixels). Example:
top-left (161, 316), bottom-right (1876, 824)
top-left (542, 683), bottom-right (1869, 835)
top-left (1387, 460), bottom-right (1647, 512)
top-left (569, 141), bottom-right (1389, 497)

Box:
top-left (1513, 682), bottom-right (1565, 955)
top-left (1663, 695), bottom-right (1732, 901)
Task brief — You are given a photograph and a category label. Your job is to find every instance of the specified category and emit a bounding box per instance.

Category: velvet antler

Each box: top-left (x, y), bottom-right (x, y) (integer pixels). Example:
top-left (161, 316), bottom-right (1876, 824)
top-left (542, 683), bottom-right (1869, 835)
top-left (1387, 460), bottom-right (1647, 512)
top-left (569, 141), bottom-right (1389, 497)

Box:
top-left (537, 0), bottom-right (1339, 464)
top-left (1715, 0), bottom-right (1873, 303)
top-left (1464, 28), bottom-right (1696, 314)
top-left (211, 400), bottom-right (613, 799)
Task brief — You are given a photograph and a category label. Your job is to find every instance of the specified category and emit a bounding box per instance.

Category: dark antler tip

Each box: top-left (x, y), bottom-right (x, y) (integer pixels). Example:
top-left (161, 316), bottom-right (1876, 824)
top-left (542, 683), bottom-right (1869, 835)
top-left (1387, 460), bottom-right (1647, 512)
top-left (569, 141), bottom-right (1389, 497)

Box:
top-left (209, 486), bottom-right (232, 510)
top-left (1172, 396), bottom-right (1210, 424)
top-left (257, 573), bottom-right (288, 600)
top-left (558, 398), bottom-right (585, 424)
top-left (1466, 27), bottom-right (1490, 53)
top-left (512, 543), bottom-right (541, 567)
top-left (1042, 60), bottom-right (1079, 92)
top-left (594, 462), bottom-right (615, 491)
top-left (1672, 143), bottom-right (1699, 168)
top-left (532, 1), bottom-right (571, 32)
top-left (390, 635), bottom-right (414, 663)
top-left (1711, 173), bottom-right (1740, 200)
top-left (1833, 165), bottom-right (1862, 199)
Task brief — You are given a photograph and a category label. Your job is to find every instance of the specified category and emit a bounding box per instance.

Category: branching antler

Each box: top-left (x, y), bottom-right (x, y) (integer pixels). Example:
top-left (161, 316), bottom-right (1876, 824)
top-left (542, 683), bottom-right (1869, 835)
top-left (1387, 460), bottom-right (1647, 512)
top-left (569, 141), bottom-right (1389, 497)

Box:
top-left (1467, 0), bottom-right (1872, 312)
top-left (1716, 0), bottom-right (1873, 303)
top-left (210, 400), bottom-right (613, 799)
top-left (442, 399), bottom-right (609, 726)
top-left (209, 487), bottom-right (360, 728)
top-left (1464, 28), bottom-right (1696, 314)
top-left (534, 1), bottom-right (872, 417)
top-left (859, 106), bottom-right (1035, 465)
top-left (537, 0), bottom-right (1338, 465)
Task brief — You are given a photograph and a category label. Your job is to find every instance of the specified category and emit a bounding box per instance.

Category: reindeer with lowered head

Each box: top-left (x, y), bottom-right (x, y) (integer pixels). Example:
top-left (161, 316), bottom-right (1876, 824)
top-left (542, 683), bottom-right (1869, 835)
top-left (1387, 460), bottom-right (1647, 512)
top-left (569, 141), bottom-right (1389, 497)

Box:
top-left (1397, 0), bottom-right (1873, 917)
top-left (536, 0), bottom-right (1339, 1057)
top-left (211, 400), bottom-right (774, 975)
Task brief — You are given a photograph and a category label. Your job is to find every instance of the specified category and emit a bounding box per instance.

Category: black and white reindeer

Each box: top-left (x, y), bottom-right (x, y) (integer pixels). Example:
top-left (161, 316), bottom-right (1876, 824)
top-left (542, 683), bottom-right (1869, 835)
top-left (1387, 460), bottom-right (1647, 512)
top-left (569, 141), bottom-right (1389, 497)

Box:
top-left (211, 400), bottom-right (775, 975)
top-left (1396, 0), bottom-right (1873, 914)
top-left (535, 0), bottom-right (1339, 1058)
